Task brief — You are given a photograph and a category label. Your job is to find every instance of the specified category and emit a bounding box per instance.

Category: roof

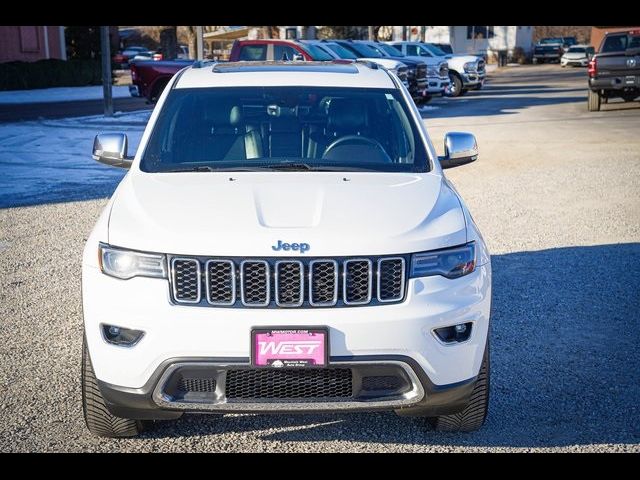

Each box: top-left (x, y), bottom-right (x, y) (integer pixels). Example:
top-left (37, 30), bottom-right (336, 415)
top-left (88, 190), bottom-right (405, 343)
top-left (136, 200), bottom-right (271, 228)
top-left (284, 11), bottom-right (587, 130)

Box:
top-left (175, 61), bottom-right (395, 90)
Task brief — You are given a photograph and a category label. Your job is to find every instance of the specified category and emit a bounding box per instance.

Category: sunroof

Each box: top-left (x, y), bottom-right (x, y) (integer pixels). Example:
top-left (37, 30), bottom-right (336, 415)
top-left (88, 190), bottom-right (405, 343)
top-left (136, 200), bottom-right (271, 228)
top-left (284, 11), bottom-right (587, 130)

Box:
top-left (212, 61), bottom-right (359, 74)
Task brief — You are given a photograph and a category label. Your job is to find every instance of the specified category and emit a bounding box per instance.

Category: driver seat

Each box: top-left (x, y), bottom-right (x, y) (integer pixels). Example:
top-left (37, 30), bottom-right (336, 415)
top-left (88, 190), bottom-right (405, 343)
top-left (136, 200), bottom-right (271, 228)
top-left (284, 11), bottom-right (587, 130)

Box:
top-left (308, 98), bottom-right (369, 158)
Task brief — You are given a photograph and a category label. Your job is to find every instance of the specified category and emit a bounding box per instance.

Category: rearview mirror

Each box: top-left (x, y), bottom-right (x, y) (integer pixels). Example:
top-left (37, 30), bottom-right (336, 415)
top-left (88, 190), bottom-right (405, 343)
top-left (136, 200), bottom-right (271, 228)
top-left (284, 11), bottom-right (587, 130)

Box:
top-left (439, 132), bottom-right (478, 169)
top-left (92, 133), bottom-right (133, 169)
top-left (292, 53), bottom-right (305, 61)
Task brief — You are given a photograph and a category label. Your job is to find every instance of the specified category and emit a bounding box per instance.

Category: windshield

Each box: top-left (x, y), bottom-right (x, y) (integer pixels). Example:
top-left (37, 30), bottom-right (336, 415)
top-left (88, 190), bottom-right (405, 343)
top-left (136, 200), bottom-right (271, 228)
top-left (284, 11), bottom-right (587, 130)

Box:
top-left (141, 87), bottom-right (429, 173)
top-left (300, 43), bottom-right (334, 61)
top-left (568, 47), bottom-right (585, 53)
top-left (423, 43), bottom-right (447, 56)
top-left (540, 38), bottom-right (563, 44)
top-left (324, 43), bottom-right (358, 59)
top-left (341, 42), bottom-right (383, 58)
top-left (378, 43), bottom-right (404, 57)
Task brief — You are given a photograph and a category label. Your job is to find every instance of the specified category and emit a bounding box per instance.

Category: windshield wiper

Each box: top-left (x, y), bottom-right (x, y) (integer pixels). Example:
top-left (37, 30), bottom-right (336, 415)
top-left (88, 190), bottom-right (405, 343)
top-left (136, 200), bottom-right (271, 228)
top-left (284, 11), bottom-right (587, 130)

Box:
top-left (165, 166), bottom-right (274, 173)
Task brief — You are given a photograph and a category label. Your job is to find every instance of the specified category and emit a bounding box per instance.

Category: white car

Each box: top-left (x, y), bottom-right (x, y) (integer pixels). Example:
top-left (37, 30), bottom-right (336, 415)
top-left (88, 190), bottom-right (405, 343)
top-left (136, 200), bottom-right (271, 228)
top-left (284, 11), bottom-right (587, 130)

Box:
top-left (561, 45), bottom-right (595, 67)
top-left (389, 41), bottom-right (486, 97)
top-left (83, 60), bottom-right (492, 437)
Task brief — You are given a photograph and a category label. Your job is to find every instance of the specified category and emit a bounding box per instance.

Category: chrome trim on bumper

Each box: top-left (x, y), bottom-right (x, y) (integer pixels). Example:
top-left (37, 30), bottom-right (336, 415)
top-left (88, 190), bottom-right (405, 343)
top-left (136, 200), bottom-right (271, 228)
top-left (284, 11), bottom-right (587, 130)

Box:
top-left (151, 360), bottom-right (425, 412)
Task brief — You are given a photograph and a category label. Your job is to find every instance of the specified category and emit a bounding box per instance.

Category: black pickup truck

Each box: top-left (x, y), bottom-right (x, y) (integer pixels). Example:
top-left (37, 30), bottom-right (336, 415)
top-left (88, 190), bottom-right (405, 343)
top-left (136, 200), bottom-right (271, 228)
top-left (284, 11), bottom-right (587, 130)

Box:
top-left (588, 29), bottom-right (640, 111)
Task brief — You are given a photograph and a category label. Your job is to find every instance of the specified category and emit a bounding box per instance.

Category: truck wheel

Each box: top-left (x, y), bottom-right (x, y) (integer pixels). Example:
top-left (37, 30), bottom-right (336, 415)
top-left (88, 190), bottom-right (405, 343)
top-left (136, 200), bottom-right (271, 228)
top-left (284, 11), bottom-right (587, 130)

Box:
top-left (150, 79), bottom-right (169, 103)
top-left (588, 89), bottom-right (601, 112)
top-left (459, 88), bottom-right (469, 96)
top-left (82, 336), bottom-right (146, 438)
top-left (447, 73), bottom-right (463, 97)
top-left (427, 343), bottom-right (490, 432)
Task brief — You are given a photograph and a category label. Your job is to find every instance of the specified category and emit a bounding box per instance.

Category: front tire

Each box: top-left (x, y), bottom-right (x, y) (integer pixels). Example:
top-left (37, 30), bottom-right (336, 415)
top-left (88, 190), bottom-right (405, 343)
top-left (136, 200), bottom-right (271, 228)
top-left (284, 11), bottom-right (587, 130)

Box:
top-left (427, 343), bottom-right (490, 432)
top-left (82, 336), bottom-right (146, 438)
top-left (447, 73), bottom-right (463, 97)
top-left (588, 89), bottom-right (601, 111)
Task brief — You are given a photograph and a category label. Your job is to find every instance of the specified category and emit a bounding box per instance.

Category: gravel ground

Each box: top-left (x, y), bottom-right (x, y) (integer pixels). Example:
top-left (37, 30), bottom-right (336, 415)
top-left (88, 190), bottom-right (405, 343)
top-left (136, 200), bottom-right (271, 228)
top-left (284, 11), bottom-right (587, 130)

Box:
top-left (1, 65), bottom-right (639, 452)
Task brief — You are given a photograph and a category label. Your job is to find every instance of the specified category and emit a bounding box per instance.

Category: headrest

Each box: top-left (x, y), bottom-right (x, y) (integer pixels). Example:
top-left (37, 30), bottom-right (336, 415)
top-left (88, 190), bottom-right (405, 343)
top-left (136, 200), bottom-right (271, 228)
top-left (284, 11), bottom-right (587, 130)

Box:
top-left (327, 98), bottom-right (368, 131)
top-left (204, 103), bottom-right (243, 127)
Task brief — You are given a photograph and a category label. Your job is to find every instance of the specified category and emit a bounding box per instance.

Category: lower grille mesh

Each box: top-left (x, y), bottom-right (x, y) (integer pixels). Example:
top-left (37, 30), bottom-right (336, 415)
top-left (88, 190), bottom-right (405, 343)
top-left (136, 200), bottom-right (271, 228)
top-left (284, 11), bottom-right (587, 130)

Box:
top-left (225, 368), bottom-right (353, 400)
top-left (178, 377), bottom-right (217, 393)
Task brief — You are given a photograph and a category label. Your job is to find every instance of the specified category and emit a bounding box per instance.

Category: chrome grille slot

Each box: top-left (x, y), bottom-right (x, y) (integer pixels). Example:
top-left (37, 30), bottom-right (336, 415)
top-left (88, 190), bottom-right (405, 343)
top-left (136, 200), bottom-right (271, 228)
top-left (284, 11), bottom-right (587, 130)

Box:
top-left (275, 260), bottom-right (304, 307)
top-left (343, 259), bottom-right (373, 305)
top-left (309, 260), bottom-right (338, 306)
top-left (171, 258), bottom-right (201, 303)
top-left (240, 260), bottom-right (270, 306)
top-left (205, 260), bottom-right (235, 305)
top-left (377, 257), bottom-right (405, 302)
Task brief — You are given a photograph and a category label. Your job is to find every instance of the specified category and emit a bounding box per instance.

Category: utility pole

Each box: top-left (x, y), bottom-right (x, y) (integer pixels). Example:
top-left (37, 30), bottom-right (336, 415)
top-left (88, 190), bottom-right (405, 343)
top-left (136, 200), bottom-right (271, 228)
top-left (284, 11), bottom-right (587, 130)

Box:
top-left (196, 26), bottom-right (204, 60)
top-left (100, 26), bottom-right (113, 117)
top-left (368, 26), bottom-right (375, 41)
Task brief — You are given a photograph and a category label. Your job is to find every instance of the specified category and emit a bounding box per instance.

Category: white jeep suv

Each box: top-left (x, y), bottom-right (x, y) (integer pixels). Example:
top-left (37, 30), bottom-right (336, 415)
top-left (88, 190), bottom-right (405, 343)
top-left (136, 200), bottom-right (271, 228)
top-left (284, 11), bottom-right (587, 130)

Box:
top-left (82, 60), bottom-right (492, 437)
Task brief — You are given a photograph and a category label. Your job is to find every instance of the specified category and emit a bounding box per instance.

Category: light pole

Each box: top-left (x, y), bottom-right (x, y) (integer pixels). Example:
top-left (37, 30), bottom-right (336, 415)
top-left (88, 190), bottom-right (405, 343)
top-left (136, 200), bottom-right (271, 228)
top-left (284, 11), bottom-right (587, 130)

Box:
top-left (100, 26), bottom-right (113, 117)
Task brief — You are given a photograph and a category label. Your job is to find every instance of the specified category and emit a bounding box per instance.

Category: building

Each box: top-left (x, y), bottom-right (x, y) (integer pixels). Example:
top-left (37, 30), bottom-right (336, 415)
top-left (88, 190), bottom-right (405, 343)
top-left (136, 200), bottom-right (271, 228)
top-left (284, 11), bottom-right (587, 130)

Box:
top-left (0, 26), bottom-right (66, 63)
top-left (591, 26), bottom-right (640, 51)
top-left (392, 26), bottom-right (533, 60)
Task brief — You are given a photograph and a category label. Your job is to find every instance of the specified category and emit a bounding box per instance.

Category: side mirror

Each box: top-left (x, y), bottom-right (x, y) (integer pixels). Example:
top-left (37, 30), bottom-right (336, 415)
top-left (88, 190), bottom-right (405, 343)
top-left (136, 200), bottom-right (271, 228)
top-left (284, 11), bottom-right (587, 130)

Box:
top-left (92, 133), bottom-right (133, 169)
top-left (439, 132), bottom-right (478, 169)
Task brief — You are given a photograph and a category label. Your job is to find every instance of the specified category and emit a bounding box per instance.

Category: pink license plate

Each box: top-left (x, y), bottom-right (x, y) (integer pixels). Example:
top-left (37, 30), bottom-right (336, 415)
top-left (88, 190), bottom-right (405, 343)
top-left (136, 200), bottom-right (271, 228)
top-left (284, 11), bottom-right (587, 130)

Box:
top-left (252, 328), bottom-right (328, 367)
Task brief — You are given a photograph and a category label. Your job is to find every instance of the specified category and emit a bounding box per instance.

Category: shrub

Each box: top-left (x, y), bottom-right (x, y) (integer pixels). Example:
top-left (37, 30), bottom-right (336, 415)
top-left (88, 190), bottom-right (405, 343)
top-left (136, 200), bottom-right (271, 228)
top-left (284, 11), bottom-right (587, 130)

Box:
top-left (0, 59), bottom-right (104, 91)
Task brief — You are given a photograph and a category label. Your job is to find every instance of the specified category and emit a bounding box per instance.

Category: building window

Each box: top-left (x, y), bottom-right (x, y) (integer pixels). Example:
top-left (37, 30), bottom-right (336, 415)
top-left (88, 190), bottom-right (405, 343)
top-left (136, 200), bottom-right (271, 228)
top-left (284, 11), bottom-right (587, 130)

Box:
top-left (466, 26), bottom-right (495, 40)
top-left (285, 27), bottom-right (297, 39)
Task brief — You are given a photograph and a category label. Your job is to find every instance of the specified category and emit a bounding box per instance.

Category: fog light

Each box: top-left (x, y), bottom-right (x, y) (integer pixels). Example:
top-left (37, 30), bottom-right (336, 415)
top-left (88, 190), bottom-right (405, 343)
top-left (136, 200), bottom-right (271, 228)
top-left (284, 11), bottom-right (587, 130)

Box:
top-left (454, 323), bottom-right (467, 334)
top-left (434, 322), bottom-right (473, 344)
top-left (102, 324), bottom-right (144, 347)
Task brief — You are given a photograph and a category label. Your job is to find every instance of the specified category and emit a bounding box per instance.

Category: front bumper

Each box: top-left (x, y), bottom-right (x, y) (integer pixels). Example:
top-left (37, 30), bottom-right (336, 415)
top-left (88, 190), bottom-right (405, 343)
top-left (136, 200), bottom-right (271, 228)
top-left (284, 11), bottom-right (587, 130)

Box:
top-left (83, 261), bottom-right (491, 415)
top-left (426, 76), bottom-right (450, 94)
top-left (97, 355), bottom-right (478, 419)
top-left (461, 71), bottom-right (486, 87)
top-left (562, 58), bottom-right (588, 67)
top-left (410, 78), bottom-right (429, 99)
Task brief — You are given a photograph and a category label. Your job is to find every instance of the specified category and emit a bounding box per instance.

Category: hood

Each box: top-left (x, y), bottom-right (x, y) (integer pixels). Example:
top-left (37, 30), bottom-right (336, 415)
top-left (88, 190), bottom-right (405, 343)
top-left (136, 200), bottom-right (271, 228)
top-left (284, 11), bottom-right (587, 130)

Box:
top-left (395, 55), bottom-right (441, 66)
top-left (108, 172), bottom-right (467, 257)
top-left (363, 58), bottom-right (405, 69)
top-left (449, 54), bottom-right (481, 63)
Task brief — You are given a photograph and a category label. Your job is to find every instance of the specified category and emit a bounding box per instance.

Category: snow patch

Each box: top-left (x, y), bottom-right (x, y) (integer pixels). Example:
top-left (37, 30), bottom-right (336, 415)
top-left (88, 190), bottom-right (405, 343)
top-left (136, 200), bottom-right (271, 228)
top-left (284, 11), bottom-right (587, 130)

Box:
top-left (0, 110), bottom-right (149, 208)
top-left (0, 86), bottom-right (132, 105)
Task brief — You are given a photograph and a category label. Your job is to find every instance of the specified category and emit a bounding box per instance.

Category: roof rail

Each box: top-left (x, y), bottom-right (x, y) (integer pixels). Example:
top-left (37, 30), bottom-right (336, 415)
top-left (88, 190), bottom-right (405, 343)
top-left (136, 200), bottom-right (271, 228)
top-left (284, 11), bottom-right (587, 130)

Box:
top-left (192, 60), bottom-right (217, 69)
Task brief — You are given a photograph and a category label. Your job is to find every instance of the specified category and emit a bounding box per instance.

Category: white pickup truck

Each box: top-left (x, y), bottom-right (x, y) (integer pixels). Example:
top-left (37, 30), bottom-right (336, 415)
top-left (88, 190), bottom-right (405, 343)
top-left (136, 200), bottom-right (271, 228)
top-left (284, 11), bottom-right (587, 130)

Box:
top-left (82, 60), bottom-right (492, 438)
top-left (388, 41), bottom-right (486, 97)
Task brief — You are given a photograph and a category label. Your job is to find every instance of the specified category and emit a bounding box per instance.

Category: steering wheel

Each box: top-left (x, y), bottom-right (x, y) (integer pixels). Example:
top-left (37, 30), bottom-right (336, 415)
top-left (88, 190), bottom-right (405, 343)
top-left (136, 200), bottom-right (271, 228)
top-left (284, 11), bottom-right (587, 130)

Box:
top-left (322, 135), bottom-right (386, 159)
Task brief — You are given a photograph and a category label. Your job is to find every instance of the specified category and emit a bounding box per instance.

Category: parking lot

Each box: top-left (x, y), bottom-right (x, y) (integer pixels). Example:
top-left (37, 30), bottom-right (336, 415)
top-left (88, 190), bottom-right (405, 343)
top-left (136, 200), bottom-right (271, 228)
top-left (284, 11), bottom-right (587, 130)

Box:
top-left (0, 64), bottom-right (639, 452)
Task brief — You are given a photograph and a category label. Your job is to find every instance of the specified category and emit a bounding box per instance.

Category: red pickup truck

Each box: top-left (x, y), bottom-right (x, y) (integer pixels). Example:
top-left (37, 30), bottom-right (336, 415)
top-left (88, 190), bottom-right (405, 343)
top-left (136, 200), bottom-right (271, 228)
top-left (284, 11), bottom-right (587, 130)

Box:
top-left (129, 59), bottom-right (194, 102)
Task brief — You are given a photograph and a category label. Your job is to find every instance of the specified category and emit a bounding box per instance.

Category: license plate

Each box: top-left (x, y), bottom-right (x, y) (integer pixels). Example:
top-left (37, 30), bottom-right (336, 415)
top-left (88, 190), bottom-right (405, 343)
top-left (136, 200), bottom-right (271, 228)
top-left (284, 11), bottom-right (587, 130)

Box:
top-left (625, 76), bottom-right (637, 85)
top-left (251, 327), bottom-right (328, 368)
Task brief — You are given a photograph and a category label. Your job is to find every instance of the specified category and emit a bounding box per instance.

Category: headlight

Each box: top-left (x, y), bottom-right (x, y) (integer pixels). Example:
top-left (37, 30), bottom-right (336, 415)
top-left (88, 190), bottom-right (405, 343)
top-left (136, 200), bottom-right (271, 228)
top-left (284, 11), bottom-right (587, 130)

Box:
top-left (99, 243), bottom-right (167, 280)
top-left (463, 62), bottom-right (476, 72)
top-left (410, 242), bottom-right (476, 279)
